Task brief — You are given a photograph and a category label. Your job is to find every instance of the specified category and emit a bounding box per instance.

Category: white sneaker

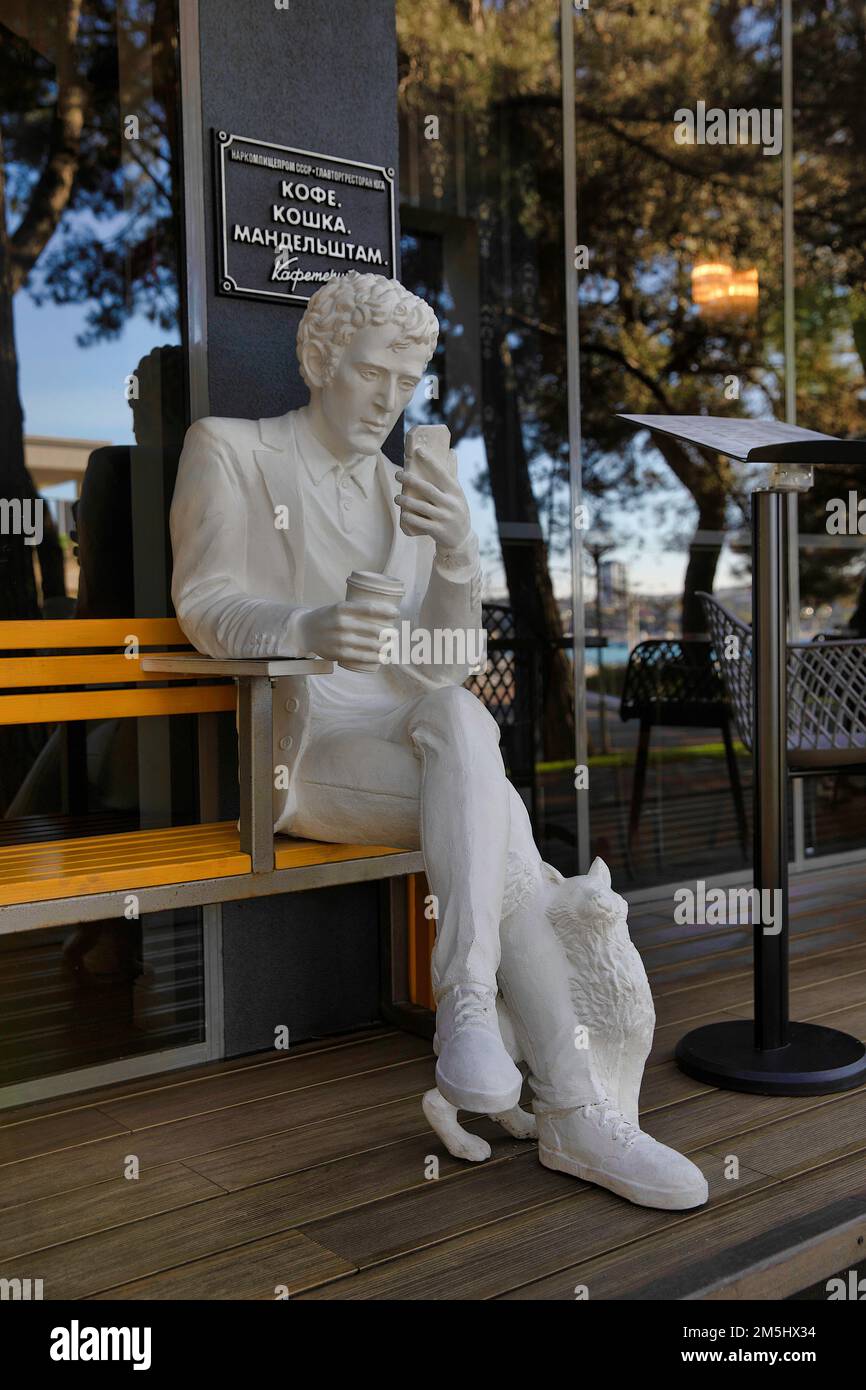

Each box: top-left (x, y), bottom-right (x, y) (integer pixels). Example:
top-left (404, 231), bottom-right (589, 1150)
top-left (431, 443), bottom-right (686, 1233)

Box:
top-left (435, 984), bottom-right (523, 1113)
top-left (535, 1099), bottom-right (709, 1210)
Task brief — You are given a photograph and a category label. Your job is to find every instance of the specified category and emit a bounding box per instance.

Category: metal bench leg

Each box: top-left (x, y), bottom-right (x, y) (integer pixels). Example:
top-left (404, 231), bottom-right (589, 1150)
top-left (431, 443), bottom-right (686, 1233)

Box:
top-left (237, 675), bottom-right (275, 873)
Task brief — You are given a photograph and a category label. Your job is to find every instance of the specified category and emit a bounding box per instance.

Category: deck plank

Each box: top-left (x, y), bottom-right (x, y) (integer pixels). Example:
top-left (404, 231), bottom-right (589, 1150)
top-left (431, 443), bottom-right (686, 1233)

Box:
top-left (90, 1229), bottom-right (355, 1300)
top-left (496, 1146), bottom-right (866, 1301)
top-left (299, 1146), bottom-right (583, 1270)
top-left (91, 1145), bottom-right (580, 1300)
top-left (701, 1080), bottom-right (866, 1180)
top-left (634, 894), bottom-right (866, 964)
top-left (299, 1144), bottom-right (761, 1276)
top-left (0, 1126), bottom-right (525, 1299)
top-left (0, 1028), bottom-right (397, 1128)
top-left (0, 1106), bottom-right (129, 1166)
top-left (94, 1032), bottom-right (432, 1131)
top-left (646, 914), bottom-right (866, 989)
top-left (648, 989), bottom-right (866, 1069)
top-left (651, 940), bottom-right (866, 1026)
top-left (183, 1093), bottom-right (463, 1192)
top-left (0, 1057), bottom-right (438, 1210)
top-left (0, 866), bottom-right (864, 1301)
top-left (0, 1162), bottom-right (224, 1262)
top-left (644, 1079), bottom-right (866, 1155)
top-left (295, 1149), bottom-right (771, 1300)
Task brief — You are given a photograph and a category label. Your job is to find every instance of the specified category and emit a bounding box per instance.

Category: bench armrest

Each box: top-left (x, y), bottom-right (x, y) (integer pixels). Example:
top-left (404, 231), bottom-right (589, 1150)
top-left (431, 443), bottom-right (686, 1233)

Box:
top-left (141, 655), bottom-right (334, 676)
top-left (142, 653), bottom-right (334, 872)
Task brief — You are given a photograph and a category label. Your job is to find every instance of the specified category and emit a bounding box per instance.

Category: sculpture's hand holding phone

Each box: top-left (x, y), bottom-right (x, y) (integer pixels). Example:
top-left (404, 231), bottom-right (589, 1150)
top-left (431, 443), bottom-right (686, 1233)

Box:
top-left (395, 424), bottom-right (471, 552)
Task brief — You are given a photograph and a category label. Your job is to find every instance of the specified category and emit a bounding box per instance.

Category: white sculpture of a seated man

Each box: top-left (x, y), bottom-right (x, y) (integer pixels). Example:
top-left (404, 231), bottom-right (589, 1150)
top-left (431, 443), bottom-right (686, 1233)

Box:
top-left (170, 270), bottom-right (707, 1211)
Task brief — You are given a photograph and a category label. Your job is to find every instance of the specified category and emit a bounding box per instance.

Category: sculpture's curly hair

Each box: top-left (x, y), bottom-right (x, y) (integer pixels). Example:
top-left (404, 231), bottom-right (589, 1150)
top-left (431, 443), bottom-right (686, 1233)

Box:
top-left (297, 271), bottom-right (438, 388)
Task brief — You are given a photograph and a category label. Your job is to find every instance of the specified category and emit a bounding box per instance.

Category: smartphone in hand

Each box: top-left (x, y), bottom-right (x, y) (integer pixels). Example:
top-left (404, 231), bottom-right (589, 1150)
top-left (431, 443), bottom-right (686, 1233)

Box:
top-left (403, 424), bottom-right (454, 487)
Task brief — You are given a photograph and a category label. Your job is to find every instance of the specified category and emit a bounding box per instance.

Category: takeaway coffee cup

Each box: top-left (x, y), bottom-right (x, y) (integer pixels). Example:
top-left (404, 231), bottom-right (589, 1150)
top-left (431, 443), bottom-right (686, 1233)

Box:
top-left (340, 570), bottom-right (404, 673)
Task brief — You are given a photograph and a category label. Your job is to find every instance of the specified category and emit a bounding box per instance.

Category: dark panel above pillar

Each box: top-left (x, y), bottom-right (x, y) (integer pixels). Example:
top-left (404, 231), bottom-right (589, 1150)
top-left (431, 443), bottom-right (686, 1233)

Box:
top-left (198, 0), bottom-right (399, 420)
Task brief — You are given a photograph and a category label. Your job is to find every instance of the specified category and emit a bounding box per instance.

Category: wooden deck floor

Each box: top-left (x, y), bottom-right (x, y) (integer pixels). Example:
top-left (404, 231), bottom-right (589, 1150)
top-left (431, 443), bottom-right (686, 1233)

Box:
top-left (1, 861), bottom-right (865, 1301)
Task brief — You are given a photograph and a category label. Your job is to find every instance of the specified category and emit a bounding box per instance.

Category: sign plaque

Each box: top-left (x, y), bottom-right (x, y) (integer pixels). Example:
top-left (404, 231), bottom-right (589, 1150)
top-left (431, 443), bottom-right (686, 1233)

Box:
top-left (214, 131), bottom-right (396, 306)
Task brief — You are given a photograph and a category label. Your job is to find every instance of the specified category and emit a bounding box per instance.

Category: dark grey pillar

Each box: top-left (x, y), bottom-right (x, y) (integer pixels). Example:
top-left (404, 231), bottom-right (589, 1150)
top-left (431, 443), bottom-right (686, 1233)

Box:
top-left (195, 0), bottom-right (399, 1054)
top-left (198, 0), bottom-right (400, 419)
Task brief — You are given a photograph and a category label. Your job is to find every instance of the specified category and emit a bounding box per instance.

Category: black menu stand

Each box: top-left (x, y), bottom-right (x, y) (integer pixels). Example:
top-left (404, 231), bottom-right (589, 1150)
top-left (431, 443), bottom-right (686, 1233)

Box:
top-left (619, 415), bottom-right (866, 1095)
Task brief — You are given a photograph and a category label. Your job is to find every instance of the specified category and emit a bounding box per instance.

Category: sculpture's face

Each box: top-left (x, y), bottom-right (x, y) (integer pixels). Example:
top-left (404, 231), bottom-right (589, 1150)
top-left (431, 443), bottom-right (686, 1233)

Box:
top-left (319, 323), bottom-right (429, 457)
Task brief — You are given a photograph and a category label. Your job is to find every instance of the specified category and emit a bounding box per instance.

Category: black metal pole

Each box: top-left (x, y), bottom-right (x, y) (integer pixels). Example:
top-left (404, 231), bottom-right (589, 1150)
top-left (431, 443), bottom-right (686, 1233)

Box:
top-left (752, 489), bottom-right (789, 1050)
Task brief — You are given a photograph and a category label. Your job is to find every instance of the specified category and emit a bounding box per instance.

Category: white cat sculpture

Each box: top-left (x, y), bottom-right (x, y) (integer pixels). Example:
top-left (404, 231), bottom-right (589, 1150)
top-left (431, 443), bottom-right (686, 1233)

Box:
top-left (424, 857), bottom-right (656, 1163)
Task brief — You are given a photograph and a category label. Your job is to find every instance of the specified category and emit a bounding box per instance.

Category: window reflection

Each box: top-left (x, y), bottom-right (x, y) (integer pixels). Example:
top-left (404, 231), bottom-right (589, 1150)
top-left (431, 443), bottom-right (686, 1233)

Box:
top-left (397, 0), bottom-right (577, 869)
top-left (790, 0), bottom-right (866, 856)
top-left (1, 0), bottom-right (187, 823)
top-left (0, 0), bottom-right (202, 1090)
top-left (571, 0), bottom-right (788, 885)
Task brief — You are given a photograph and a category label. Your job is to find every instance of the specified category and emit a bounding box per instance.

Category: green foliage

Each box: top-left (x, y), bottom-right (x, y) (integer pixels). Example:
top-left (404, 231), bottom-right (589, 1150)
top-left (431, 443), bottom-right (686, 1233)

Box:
top-left (397, 0), bottom-right (866, 616)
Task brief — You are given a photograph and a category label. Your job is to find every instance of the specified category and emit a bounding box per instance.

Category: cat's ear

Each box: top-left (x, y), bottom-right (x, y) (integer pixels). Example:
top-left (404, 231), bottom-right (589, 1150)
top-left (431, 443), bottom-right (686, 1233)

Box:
top-left (587, 857), bottom-right (612, 888)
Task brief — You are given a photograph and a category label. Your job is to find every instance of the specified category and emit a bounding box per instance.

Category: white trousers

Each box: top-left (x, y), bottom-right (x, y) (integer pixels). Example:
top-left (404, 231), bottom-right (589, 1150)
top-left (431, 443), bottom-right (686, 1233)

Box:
top-left (284, 683), bottom-right (603, 1107)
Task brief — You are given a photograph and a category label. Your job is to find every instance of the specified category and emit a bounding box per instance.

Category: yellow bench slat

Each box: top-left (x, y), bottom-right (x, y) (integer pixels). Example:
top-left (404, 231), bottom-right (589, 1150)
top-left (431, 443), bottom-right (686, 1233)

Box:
top-left (0, 827), bottom-right (410, 877)
top-left (273, 840), bottom-right (408, 870)
top-left (0, 819), bottom-right (240, 855)
top-left (0, 653), bottom-right (213, 688)
top-left (0, 685), bottom-right (235, 725)
top-left (0, 618), bottom-right (186, 649)
top-left (0, 825), bottom-right (244, 875)
top-left (0, 824), bottom-right (410, 906)
top-left (0, 823), bottom-right (247, 905)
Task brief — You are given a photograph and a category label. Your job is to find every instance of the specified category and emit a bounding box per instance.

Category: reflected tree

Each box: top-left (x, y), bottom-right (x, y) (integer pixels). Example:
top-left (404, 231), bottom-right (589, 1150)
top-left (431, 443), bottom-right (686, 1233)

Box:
top-left (0, 0), bottom-right (181, 807)
top-left (0, 0), bottom-right (180, 620)
top-left (397, 0), bottom-right (866, 649)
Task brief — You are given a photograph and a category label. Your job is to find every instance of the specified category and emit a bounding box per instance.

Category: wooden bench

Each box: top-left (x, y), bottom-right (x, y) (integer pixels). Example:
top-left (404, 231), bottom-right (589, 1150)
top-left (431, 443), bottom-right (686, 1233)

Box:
top-left (0, 621), bottom-right (424, 971)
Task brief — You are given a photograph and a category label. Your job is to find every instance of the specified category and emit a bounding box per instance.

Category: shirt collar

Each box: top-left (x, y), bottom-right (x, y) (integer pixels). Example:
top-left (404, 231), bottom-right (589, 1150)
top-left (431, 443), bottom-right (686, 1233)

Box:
top-left (296, 407), bottom-right (378, 497)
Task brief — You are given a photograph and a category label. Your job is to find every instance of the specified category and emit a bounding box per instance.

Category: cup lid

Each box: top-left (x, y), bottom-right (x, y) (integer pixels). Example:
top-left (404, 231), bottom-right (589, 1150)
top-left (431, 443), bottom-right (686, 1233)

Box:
top-left (347, 570), bottom-right (404, 595)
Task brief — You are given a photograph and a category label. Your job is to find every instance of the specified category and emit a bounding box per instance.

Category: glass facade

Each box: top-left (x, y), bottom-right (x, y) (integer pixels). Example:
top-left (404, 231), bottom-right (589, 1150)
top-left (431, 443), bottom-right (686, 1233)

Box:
top-left (397, 0), bottom-right (579, 873)
top-left (570, 0), bottom-right (865, 887)
top-left (790, 0), bottom-right (866, 859)
top-left (0, 0), bottom-right (204, 1092)
top-left (570, 0), bottom-right (784, 888)
top-left (1, 0), bottom-right (863, 1094)
top-left (396, 0), bottom-right (866, 892)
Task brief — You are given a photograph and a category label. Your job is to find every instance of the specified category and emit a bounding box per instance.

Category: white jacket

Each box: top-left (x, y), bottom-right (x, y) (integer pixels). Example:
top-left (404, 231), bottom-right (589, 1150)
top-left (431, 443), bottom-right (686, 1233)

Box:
top-left (170, 408), bottom-right (482, 822)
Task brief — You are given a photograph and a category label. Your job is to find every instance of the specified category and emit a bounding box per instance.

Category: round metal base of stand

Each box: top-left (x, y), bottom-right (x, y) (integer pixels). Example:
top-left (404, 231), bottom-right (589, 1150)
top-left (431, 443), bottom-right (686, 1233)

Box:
top-left (675, 1019), bottom-right (866, 1096)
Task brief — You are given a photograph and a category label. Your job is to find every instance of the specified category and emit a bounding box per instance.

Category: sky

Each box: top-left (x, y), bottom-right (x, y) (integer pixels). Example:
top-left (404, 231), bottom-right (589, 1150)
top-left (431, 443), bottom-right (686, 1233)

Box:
top-left (451, 433), bottom-right (742, 600)
top-left (15, 293), bottom-right (179, 447)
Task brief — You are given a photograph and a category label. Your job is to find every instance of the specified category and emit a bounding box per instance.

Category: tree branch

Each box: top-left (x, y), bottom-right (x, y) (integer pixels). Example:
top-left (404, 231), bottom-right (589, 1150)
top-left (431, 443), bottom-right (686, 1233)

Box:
top-left (583, 340), bottom-right (675, 413)
top-left (10, 0), bottom-right (86, 294)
